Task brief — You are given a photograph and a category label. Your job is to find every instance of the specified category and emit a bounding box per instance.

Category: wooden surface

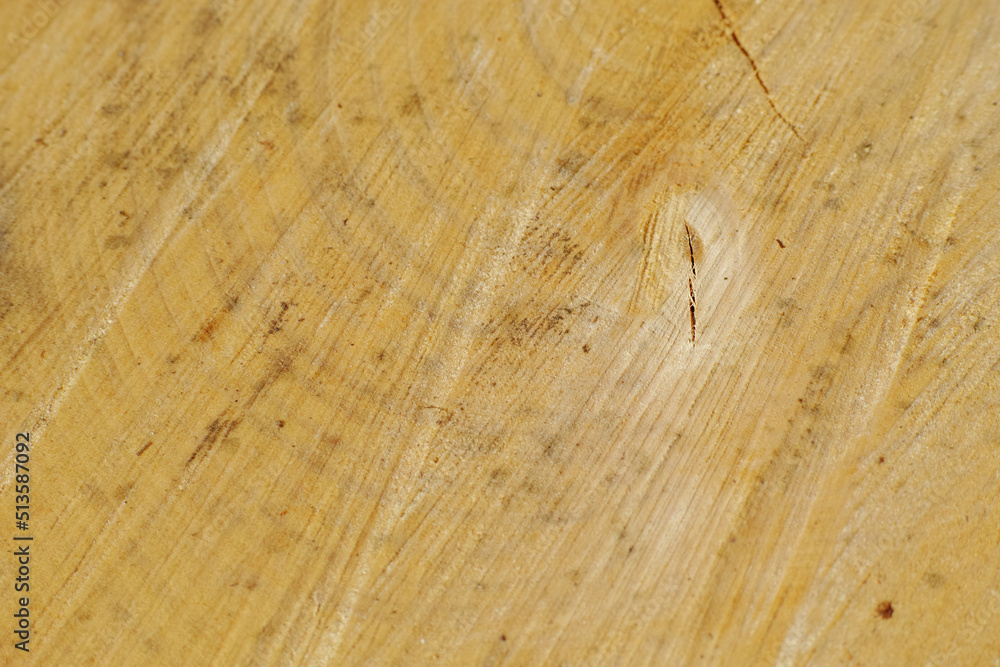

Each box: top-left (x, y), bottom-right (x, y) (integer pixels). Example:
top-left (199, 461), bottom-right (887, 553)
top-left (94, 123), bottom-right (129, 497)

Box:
top-left (2, 0), bottom-right (1000, 664)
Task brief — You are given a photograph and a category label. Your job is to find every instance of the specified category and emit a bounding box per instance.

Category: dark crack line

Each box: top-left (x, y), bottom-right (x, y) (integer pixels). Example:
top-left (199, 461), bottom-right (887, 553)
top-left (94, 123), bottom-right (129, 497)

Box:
top-left (712, 0), bottom-right (804, 142)
top-left (688, 279), bottom-right (697, 343)
top-left (685, 222), bottom-right (697, 343)
top-left (685, 222), bottom-right (697, 278)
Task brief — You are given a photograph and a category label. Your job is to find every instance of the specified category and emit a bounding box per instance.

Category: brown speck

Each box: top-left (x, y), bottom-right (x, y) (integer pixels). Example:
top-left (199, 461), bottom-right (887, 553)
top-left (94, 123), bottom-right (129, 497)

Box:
top-left (776, 238), bottom-right (786, 248)
top-left (278, 420), bottom-right (285, 428)
top-left (878, 456), bottom-right (885, 464)
top-left (500, 634), bottom-right (507, 642)
top-left (582, 344), bottom-right (590, 353)
top-left (877, 601), bottom-right (894, 619)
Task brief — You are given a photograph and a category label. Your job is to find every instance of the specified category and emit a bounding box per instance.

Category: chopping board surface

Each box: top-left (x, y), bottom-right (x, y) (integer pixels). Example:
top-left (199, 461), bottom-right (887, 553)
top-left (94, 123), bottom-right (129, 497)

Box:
top-left (1, 0), bottom-right (999, 664)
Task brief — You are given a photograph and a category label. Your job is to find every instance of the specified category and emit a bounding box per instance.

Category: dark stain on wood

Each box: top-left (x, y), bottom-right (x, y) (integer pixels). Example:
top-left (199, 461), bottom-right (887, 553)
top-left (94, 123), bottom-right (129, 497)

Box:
top-left (246, 352), bottom-right (293, 409)
top-left (193, 314), bottom-right (220, 342)
top-left (267, 301), bottom-right (290, 335)
top-left (104, 234), bottom-right (133, 249)
top-left (193, 295), bottom-right (241, 342)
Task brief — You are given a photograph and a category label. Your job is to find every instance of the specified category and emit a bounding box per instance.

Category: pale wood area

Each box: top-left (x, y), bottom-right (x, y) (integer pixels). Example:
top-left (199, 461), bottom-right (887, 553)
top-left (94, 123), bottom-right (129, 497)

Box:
top-left (2, 0), bottom-right (999, 664)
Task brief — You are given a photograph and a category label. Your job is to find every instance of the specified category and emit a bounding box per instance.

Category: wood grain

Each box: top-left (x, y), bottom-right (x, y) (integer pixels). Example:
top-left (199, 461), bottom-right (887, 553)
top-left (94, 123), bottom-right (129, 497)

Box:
top-left (2, 0), bottom-right (999, 664)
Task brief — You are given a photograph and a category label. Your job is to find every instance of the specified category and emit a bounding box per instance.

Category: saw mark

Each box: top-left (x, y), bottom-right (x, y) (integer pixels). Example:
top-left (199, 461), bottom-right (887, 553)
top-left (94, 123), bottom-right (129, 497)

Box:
top-left (712, 0), bottom-right (804, 142)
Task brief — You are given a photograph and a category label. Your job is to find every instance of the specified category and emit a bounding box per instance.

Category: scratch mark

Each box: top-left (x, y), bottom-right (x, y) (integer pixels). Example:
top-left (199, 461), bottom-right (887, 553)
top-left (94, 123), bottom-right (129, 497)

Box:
top-left (685, 222), bottom-right (697, 342)
top-left (712, 0), bottom-right (804, 142)
top-left (136, 441), bottom-right (152, 456)
top-left (631, 196), bottom-right (669, 315)
top-left (246, 354), bottom-right (292, 409)
top-left (419, 404), bottom-right (455, 426)
top-left (187, 416), bottom-right (240, 466)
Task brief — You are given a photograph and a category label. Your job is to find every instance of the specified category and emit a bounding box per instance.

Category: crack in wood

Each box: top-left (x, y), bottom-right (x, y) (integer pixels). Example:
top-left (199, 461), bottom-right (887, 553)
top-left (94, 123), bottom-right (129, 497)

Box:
top-left (685, 222), bottom-right (698, 343)
top-left (711, 0), bottom-right (804, 142)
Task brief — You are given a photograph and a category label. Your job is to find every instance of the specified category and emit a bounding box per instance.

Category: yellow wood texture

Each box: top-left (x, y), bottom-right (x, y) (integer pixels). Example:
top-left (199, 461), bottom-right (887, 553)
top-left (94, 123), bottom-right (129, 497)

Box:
top-left (2, 0), bottom-right (999, 664)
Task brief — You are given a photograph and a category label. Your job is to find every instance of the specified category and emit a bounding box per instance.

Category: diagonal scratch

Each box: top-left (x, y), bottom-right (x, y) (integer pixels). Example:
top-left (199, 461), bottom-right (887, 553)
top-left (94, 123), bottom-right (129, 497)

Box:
top-left (712, 0), bottom-right (804, 142)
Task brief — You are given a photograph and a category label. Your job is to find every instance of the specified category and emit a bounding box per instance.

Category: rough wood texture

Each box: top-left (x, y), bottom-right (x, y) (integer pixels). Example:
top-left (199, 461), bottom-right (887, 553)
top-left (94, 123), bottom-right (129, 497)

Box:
top-left (2, 0), bottom-right (999, 664)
